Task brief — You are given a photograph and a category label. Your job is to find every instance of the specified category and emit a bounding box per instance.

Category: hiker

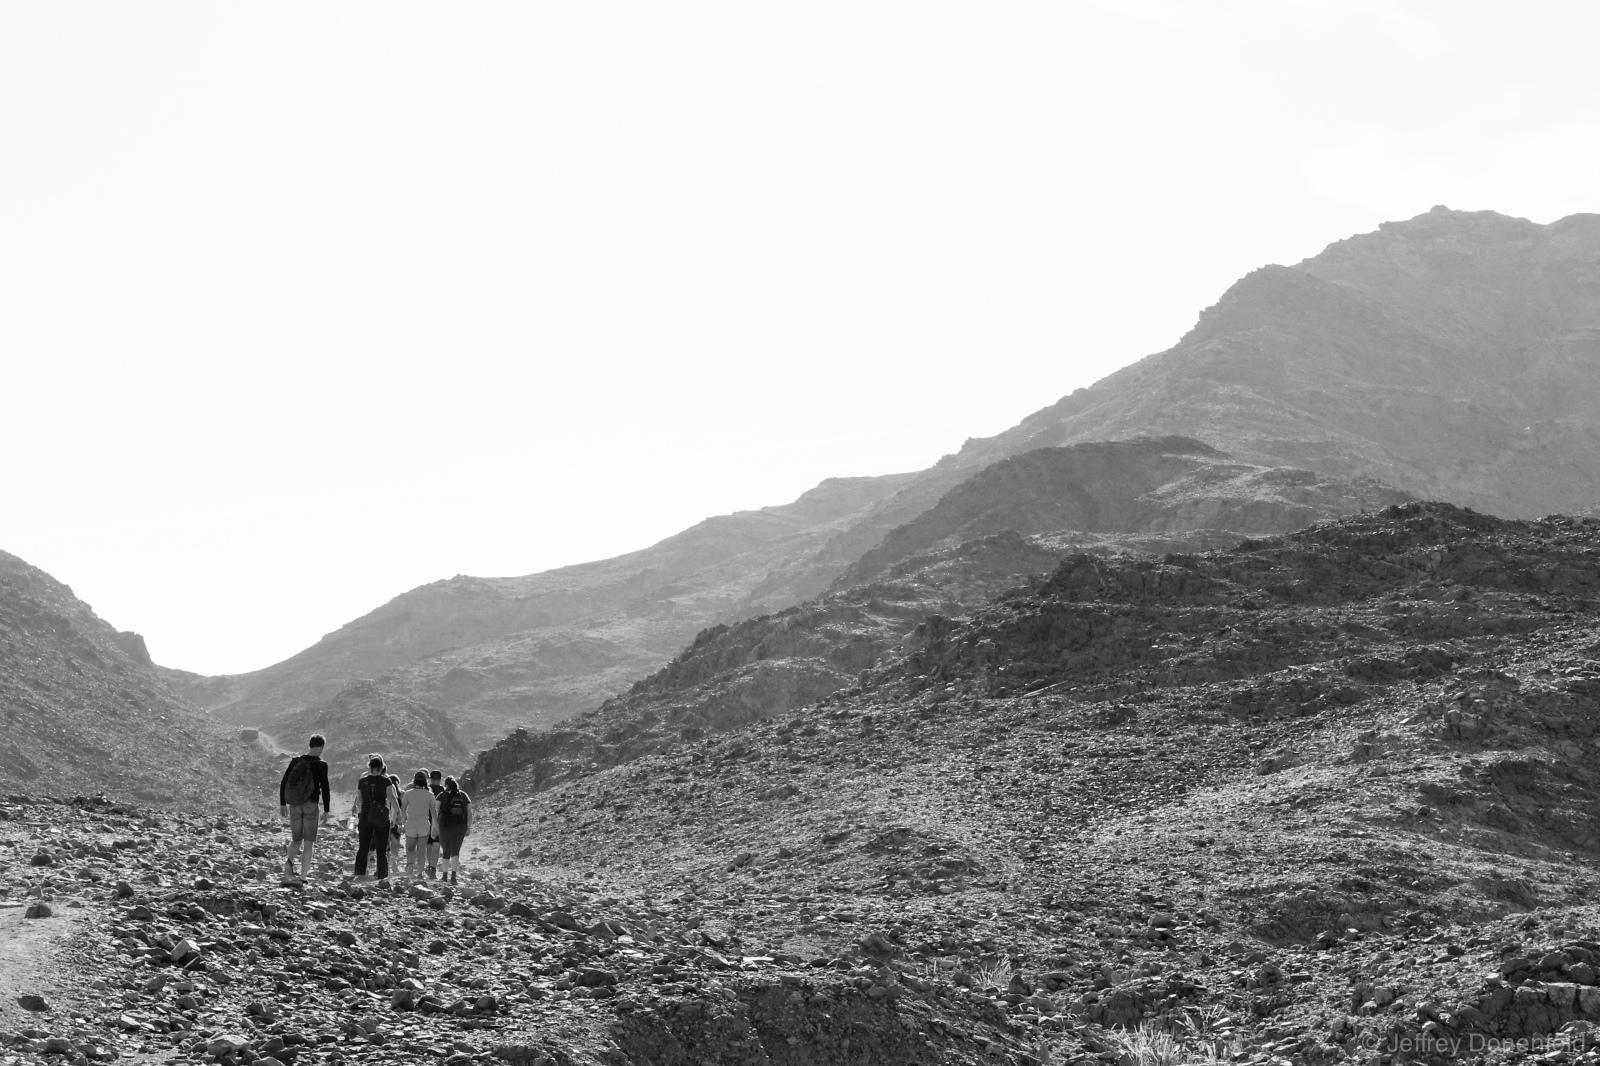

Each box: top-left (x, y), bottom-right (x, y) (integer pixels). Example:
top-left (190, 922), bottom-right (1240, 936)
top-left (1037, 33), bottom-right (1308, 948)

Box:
top-left (278, 734), bottom-right (331, 878)
top-left (353, 756), bottom-right (400, 879)
top-left (436, 776), bottom-right (472, 885)
top-left (400, 770), bottom-right (439, 879)
top-left (387, 773), bottom-right (404, 875)
top-left (426, 769), bottom-right (444, 879)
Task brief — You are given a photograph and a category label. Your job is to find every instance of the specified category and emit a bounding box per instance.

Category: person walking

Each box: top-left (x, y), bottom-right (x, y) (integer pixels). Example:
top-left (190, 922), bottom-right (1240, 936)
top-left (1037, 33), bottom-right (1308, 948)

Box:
top-left (386, 773), bottom-right (404, 877)
top-left (278, 734), bottom-right (331, 878)
top-left (400, 770), bottom-right (438, 879)
top-left (425, 770), bottom-right (445, 879)
top-left (354, 757), bottom-right (400, 879)
top-left (436, 776), bottom-right (472, 885)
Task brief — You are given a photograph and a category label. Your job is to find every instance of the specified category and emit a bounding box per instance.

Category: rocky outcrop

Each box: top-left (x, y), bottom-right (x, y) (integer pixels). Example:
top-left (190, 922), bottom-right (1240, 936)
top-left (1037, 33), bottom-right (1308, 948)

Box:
top-left (110, 631), bottom-right (152, 667)
top-left (843, 436), bottom-right (1410, 581)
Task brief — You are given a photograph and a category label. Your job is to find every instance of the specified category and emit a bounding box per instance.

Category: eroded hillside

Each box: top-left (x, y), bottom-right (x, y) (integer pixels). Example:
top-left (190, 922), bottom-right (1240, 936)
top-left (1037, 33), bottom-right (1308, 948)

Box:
top-left (475, 503), bottom-right (1600, 1064)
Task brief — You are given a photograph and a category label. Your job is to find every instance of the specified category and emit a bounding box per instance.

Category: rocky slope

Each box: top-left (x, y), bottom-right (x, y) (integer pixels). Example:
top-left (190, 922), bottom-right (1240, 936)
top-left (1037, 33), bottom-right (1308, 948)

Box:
top-left (169, 473), bottom-right (946, 750)
top-left (957, 208), bottom-right (1600, 518)
top-left (273, 680), bottom-right (471, 799)
top-left (469, 502), bottom-right (1600, 1064)
top-left (195, 437), bottom-right (1407, 783)
top-left (460, 442), bottom-right (1407, 795)
top-left (0, 796), bottom-right (1031, 1066)
top-left (459, 530), bottom-right (1067, 794)
top-left (0, 551), bottom-right (277, 804)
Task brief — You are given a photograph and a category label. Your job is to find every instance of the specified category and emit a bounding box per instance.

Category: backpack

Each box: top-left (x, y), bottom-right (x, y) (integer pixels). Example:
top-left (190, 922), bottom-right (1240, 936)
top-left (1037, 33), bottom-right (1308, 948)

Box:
top-left (439, 791), bottom-right (470, 826)
top-left (359, 775), bottom-right (392, 827)
top-left (283, 756), bottom-right (317, 806)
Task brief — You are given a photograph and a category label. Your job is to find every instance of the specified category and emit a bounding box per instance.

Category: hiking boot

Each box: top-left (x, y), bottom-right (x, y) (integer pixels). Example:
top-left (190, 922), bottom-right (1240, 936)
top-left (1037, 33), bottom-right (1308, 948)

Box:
top-left (448, 872), bottom-right (456, 885)
top-left (284, 862), bottom-right (296, 877)
top-left (426, 866), bottom-right (436, 879)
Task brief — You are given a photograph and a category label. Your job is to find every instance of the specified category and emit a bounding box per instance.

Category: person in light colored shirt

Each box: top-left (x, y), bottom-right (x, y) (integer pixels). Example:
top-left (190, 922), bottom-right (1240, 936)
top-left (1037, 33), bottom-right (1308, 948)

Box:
top-left (399, 770), bottom-right (439, 880)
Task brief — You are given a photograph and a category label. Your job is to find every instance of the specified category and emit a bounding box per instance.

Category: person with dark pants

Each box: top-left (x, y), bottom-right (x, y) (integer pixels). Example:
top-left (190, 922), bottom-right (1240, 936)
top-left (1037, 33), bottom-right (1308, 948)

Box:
top-left (436, 776), bottom-right (472, 885)
top-left (354, 756), bottom-right (399, 879)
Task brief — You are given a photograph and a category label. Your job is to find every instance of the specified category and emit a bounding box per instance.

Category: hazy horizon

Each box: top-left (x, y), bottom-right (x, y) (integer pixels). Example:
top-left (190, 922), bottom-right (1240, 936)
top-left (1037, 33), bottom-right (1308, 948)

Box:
top-left (4, 1), bottom-right (1598, 675)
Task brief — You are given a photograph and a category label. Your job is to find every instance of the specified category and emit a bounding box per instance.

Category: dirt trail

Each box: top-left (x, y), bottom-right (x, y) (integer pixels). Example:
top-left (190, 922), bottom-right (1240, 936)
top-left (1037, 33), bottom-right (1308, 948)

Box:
top-left (0, 898), bottom-right (89, 1030)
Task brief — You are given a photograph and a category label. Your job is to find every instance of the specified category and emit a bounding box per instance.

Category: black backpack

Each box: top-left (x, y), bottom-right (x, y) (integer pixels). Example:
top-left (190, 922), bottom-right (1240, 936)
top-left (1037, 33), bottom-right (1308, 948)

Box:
top-left (283, 756), bottom-right (316, 806)
top-left (439, 791), bottom-right (469, 826)
top-left (359, 776), bottom-right (391, 826)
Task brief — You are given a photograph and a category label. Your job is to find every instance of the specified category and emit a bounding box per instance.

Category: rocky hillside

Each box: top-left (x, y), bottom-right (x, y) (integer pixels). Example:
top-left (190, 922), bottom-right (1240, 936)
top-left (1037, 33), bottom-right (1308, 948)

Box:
top-left (958, 208), bottom-right (1600, 518)
top-left (472, 502), bottom-right (1600, 1063)
top-left (460, 444), bottom-right (1407, 795)
top-left (0, 551), bottom-right (277, 805)
top-left (0, 798), bottom-right (1031, 1066)
top-left (272, 679), bottom-right (471, 801)
top-left (169, 472), bottom-right (950, 749)
top-left (459, 530), bottom-right (1065, 794)
top-left (191, 439), bottom-right (1407, 777)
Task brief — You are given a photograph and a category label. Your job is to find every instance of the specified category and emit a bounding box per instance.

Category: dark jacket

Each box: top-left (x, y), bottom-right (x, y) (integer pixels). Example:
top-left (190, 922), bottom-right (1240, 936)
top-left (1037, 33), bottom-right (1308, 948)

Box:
top-left (355, 771), bottom-right (400, 825)
top-left (279, 754), bottom-right (332, 812)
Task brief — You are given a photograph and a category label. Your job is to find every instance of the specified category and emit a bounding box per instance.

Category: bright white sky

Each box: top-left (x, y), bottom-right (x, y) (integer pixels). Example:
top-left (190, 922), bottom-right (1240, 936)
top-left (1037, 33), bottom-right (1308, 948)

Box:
top-left (3, 1), bottom-right (1598, 675)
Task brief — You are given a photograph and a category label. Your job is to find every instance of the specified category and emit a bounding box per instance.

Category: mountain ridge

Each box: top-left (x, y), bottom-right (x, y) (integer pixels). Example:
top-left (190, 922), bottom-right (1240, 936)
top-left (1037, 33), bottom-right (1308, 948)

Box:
top-left (173, 206), bottom-right (1600, 786)
top-left (953, 208), bottom-right (1600, 515)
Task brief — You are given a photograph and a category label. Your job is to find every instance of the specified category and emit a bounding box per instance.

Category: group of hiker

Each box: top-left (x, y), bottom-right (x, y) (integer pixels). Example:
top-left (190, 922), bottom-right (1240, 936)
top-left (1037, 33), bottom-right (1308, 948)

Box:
top-left (277, 734), bottom-right (474, 884)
